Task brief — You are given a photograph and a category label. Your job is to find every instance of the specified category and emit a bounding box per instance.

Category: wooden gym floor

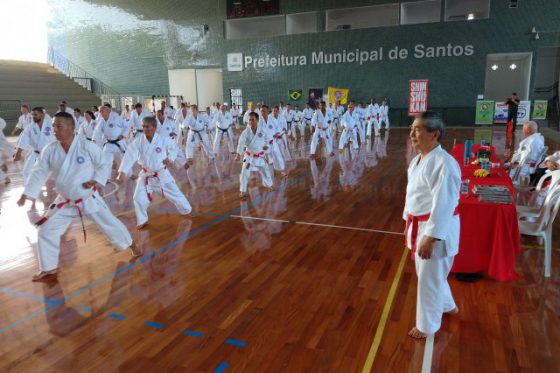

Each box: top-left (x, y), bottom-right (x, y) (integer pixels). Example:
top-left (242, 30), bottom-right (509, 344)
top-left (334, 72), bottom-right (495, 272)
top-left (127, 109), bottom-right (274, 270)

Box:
top-left (0, 127), bottom-right (559, 372)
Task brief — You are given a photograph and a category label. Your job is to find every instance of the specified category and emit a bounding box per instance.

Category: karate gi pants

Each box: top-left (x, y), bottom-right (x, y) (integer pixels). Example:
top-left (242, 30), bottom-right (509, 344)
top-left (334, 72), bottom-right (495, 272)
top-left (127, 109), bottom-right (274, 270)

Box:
top-left (414, 250), bottom-right (456, 334)
top-left (367, 119), bottom-right (380, 137)
top-left (37, 197), bottom-right (133, 271)
top-left (293, 121), bottom-right (305, 137)
top-left (338, 129), bottom-right (359, 150)
top-left (186, 130), bottom-right (214, 159)
top-left (133, 177), bottom-right (192, 226)
top-left (240, 158), bottom-right (273, 193)
top-left (103, 142), bottom-right (126, 181)
top-left (23, 151), bottom-right (39, 185)
top-left (380, 117), bottom-right (390, 129)
top-left (310, 128), bottom-right (333, 155)
top-left (213, 128), bottom-right (235, 154)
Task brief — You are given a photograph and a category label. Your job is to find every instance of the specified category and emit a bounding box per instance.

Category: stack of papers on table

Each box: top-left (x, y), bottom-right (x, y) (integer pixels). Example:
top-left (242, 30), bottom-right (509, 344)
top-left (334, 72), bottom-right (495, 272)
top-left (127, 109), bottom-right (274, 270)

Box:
top-left (472, 185), bottom-right (513, 204)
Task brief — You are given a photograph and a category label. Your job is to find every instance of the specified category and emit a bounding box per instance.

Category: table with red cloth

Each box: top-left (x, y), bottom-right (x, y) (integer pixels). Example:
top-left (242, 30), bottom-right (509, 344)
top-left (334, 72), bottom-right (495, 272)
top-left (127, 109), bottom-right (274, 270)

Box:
top-left (450, 144), bottom-right (521, 281)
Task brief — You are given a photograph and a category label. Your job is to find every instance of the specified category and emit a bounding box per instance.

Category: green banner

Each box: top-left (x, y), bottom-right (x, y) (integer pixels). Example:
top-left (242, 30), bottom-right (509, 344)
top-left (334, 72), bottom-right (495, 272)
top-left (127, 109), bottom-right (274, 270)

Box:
top-left (532, 100), bottom-right (548, 120)
top-left (475, 100), bottom-right (494, 125)
top-left (289, 89), bottom-right (302, 101)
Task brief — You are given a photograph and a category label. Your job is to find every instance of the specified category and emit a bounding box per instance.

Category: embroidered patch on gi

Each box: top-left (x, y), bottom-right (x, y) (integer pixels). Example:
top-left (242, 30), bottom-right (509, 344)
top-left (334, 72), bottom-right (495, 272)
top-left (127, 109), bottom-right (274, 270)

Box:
top-left (328, 120), bottom-right (332, 124)
top-left (77, 156), bottom-right (85, 164)
top-left (155, 147), bottom-right (162, 153)
top-left (268, 125), bottom-right (273, 129)
top-left (109, 123), bottom-right (114, 128)
top-left (258, 133), bottom-right (263, 137)
top-left (43, 127), bottom-right (51, 135)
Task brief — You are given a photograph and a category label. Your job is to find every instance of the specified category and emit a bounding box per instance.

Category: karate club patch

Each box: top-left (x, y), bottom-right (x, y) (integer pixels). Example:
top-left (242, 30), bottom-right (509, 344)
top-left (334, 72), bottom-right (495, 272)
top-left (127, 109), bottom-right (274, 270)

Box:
top-left (155, 147), bottom-right (162, 153)
top-left (258, 133), bottom-right (263, 137)
top-left (43, 128), bottom-right (51, 135)
top-left (77, 156), bottom-right (85, 164)
top-left (109, 123), bottom-right (114, 128)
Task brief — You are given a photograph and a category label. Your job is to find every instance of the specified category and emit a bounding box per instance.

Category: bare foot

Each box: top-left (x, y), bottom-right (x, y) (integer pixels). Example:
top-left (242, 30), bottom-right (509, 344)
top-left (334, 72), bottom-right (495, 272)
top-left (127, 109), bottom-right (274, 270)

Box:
top-left (130, 175), bottom-right (138, 180)
top-left (136, 223), bottom-right (148, 230)
top-left (408, 327), bottom-right (428, 339)
top-left (128, 242), bottom-right (142, 257)
top-left (4, 177), bottom-right (10, 184)
top-left (266, 187), bottom-right (275, 192)
top-left (445, 307), bottom-right (459, 315)
top-left (181, 212), bottom-right (194, 218)
top-left (32, 269), bottom-right (58, 282)
top-left (239, 192), bottom-right (249, 199)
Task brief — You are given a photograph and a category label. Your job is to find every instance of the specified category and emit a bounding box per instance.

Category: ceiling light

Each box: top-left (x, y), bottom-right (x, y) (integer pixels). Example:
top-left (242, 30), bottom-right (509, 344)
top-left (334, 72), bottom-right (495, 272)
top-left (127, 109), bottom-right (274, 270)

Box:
top-left (535, 33), bottom-right (540, 40)
top-left (531, 26), bottom-right (537, 33)
top-left (491, 64), bottom-right (498, 71)
top-left (467, 13), bottom-right (475, 20)
top-left (509, 64), bottom-right (517, 70)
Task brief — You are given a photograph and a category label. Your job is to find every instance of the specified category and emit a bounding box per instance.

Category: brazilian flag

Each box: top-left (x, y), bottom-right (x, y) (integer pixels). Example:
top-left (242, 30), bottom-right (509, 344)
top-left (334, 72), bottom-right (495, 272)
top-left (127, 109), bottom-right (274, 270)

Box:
top-left (289, 89), bottom-right (302, 101)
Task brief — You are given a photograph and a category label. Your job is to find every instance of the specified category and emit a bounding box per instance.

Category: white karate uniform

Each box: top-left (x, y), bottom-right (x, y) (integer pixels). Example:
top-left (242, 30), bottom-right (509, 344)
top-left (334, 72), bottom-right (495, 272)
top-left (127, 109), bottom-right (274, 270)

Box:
top-left (162, 107), bottom-right (174, 120)
top-left (158, 118), bottom-right (179, 138)
top-left (17, 118), bottom-right (56, 184)
top-left (356, 107), bottom-right (366, 142)
top-left (310, 109), bottom-right (334, 155)
top-left (509, 132), bottom-right (545, 178)
top-left (379, 104), bottom-right (390, 129)
top-left (403, 145), bottom-right (461, 335)
top-left (130, 109), bottom-right (151, 138)
top-left (23, 136), bottom-right (133, 272)
top-left (367, 103), bottom-right (381, 137)
top-left (121, 109), bottom-right (132, 132)
top-left (185, 114), bottom-right (214, 160)
top-left (175, 108), bottom-right (190, 144)
top-left (284, 109), bottom-right (295, 136)
top-left (339, 110), bottom-right (359, 150)
top-left (78, 118), bottom-right (98, 143)
top-left (15, 112), bottom-right (33, 131)
top-left (293, 110), bottom-right (305, 137)
top-left (213, 111), bottom-right (235, 154)
top-left (73, 115), bottom-right (85, 135)
top-left (93, 112), bottom-right (128, 181)
top-left (243, 109), bottom-right (257, 127)
top-left (302, 108), bottom-right (314, 127)
top-left (269, 115), bottom-right (291, 165)
top-left (230, 107), bottom-right (241, 128)
top-left (0, 118), bottom-right (13, 181)
top-left (119, 133), bottom-right (192, 226)
top-left (237, 126), bottom-right (273, 192)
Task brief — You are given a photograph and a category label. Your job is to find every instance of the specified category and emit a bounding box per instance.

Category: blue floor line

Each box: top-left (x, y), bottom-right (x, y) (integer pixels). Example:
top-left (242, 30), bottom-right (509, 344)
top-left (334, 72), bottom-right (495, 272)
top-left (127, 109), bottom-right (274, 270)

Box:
top-left (0, 172), bottom-right (309, 335)
top-left (0, 287), bottom-right (61, 305)
top-left (213, 362), bottom-right (229, 373)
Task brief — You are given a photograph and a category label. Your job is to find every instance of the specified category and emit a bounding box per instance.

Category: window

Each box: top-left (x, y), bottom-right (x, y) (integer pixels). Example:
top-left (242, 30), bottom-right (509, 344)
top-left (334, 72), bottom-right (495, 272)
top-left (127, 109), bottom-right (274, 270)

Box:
top-left (286, 12), bottom-right (318, 35)
top-left (225, 15), bottom-right (285, 40)
top-left (326, 4), bottom-right (399, 32)
top-left (445, 0), bottom-right (490, 22)
top-left (401, 0), bottom-right (441, 25)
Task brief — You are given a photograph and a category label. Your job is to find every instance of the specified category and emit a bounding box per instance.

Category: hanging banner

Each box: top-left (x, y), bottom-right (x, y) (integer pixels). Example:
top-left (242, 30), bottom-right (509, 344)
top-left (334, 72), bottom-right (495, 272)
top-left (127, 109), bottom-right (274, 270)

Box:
top-left (516, 100), bottom-right (531, 124)
top-left (289, 89), bottom-right (302, 101)
top-left (475, 100), bottom-right (494, 125)
top-left (327, 87), bottom-right (349, 104)
top-left (532, 100), bottom-right (548, 120)
top-left (493, 102), bottom-right (509, 123)
top-left (408, 79), bottom-right (429, 116)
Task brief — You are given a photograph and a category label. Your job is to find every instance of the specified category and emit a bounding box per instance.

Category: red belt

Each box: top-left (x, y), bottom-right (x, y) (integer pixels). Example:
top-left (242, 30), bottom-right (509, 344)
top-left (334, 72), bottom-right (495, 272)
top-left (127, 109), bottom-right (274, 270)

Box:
top-left (141, 166), bottom-right (166, 202)
top-left (36, 186), bottom-right (97, 242)
top-left (405, 207), bottom-right (459, 260)
top-left (244, 150), bottom-right (265, 169)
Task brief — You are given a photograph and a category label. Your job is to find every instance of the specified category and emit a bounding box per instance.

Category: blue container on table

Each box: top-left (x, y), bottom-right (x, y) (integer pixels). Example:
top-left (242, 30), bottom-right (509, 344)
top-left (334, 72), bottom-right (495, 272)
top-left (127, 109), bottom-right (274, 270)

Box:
top-left (464, 139), bottom-right (472, 164)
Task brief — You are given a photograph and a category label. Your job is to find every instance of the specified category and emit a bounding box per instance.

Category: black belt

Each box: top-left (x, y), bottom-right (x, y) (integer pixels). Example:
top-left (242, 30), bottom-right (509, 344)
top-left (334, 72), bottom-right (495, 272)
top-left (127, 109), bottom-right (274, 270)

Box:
top-left (105, 139), bottom-right (125, 153)
top-left (190, 129), bottom-right (204, 142)
top-left (218, 127), bottom-right (229, 133)
top-left (135, 129), bottom-right (143, 132)
top-left (86, 137), bottom-right (93, 141)
top-left (34, 150), bottom-right (40, 154)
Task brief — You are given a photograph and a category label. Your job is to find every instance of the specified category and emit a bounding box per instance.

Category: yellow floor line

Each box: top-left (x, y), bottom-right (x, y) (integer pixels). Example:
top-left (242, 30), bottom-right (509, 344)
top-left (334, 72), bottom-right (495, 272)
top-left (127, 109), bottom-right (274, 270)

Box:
top-left (361, 247), bottom-right (409, 373)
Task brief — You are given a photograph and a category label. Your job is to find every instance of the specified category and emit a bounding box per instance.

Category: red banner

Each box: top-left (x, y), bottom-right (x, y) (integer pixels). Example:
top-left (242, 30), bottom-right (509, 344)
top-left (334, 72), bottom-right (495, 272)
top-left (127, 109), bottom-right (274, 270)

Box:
top-left (408, 79), bottom-right (429, 116)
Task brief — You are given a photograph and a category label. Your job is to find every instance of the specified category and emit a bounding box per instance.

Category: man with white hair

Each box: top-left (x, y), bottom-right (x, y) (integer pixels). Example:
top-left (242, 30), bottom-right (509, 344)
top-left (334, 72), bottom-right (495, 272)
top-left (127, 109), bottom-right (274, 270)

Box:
top-left (93, 105), bottom-right (129, 182)
top-left (505, 121), bottom-right (545, 180)
top-left (404, 111), bottom-right (460, 339)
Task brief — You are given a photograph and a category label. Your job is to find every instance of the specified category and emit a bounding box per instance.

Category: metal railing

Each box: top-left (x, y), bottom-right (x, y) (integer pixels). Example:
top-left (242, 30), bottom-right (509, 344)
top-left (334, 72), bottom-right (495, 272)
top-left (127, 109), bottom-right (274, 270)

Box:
top-left (0, 99), bottom-right (23, 130)
top-left (47, 47), bottom-right (121, 98)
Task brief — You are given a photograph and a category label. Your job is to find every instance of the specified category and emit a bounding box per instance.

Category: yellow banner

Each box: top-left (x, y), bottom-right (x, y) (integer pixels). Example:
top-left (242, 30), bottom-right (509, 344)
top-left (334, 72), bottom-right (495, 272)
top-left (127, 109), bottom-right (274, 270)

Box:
top-left (328, 87), bottom-right (349, 104)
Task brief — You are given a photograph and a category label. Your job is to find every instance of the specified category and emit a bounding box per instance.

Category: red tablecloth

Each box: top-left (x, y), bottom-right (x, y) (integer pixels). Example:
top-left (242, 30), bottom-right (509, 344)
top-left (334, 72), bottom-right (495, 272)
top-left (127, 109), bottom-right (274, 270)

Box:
top-left (450, 144), bottom-right (521, 281)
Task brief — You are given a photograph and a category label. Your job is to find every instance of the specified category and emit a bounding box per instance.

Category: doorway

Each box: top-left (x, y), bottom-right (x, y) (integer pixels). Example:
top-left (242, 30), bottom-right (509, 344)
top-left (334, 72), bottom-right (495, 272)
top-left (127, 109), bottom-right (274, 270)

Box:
top-left (484, 52), bottom-right (532, 100)
top-left (168, 68), bottom-right (223, 109)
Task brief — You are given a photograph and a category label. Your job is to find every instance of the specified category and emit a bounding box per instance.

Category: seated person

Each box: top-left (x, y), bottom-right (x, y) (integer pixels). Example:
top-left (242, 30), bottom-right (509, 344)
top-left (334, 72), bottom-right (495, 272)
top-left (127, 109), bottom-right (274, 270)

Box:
top-left (504, 121), bottom-right (544, 181)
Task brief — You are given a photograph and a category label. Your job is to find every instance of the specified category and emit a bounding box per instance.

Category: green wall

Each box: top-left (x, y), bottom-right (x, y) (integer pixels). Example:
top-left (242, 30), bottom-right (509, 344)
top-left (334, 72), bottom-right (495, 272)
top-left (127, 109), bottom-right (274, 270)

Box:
top-left (48, 0), bottom-right (560, 124)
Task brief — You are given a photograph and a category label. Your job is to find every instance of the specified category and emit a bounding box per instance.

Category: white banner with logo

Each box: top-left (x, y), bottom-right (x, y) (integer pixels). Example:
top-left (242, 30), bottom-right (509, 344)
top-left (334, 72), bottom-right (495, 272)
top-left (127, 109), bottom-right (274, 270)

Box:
top-left (516, 100), bottom-right (531, 125)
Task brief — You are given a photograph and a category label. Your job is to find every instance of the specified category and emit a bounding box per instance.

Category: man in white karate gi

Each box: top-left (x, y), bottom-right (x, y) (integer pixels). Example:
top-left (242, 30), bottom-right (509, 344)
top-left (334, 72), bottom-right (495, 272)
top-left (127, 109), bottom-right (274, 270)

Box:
top-left (160, 101), bottom-right (175, 120)
top-left (379, 99), bottom-right (390, 131)
top-left (505, 121), bottom-right (545, 180)
top-left (230, 103), bottom-right (242, 128)
top-left (17, 112), bottom-right (140, 281)
top-left (156, 109), bottom-right (179, 139)
top-left (130, 103), bottom-right (151, 139)
top-left (367, 98), bottom-right (381, 137)
top-left (338, 101), bottom-right (360, 151)
top-left (117, 116), bottom-right (192, 229)
top-left (175, 102), bottom-right (191, 144)
top-left (14, 107), bottom-right (56, 185)
top-left (185, 104), bottom-right (214, 163)
top-left (284, 103), bottom-right (295, 138)
top-left (78, 111), bottom-right (98, 143)
top-left (93, 105), bottom-right (129, 182)
top-left (243, 102), bottom-right (256, 127)
top-left (11, 104), bottom-right (33, 135)
top-left (310, 101), bottom-right (335, 158)
top-left (213, 104), bottom-right (235, 155)
top-left (302, 103), bottom-right (314, 131)
top-left (235, 112), bottom-right (273, 199)
top-left (293, 105), bottom-right (305, 138)
top-left (404, 111), bottom-right (460, 339)
top-left (0, 116), bottom-right (13, 184)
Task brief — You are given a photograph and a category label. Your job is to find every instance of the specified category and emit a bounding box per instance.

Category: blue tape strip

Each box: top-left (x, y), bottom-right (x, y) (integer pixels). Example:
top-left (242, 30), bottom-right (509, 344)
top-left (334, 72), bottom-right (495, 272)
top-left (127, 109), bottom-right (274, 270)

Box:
top-left (225, 338), bottom-right (247, 347)
top-left (0, 287), bottom-right (61, 305)
top-left (213, 362), bottom-right (229, 373)
top-left (184, 330), bottom-right (204, 337)
top-left (0, 172), bottom-right (309, 335)
top-left (145, 321), bottom-right (164, 330)
top-left (110, 313), bottom-right (126, 320)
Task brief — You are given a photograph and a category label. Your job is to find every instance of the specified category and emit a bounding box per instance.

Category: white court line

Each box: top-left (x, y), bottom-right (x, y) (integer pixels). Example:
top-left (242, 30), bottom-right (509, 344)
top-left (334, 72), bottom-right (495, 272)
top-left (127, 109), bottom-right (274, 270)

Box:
top-left (228, 214), bottom-right (404, 235)
top-left (422, 333), bottom-right (435, 373)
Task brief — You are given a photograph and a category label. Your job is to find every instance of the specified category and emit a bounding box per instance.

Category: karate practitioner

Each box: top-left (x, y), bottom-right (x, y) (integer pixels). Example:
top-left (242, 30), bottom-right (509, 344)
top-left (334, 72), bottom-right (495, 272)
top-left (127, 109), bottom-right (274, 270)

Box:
top-left (156, 109), bottom-right (179, 139)
top-left (0, 116), bottom-right (13, 184)
top-left (270, 106), bottom-right (291, 162)
top-left (403, 111), bottom-right (460, 339)
top-left (130, 103), bottom-right (152, 139)
top-left (213, 104), bottom-right (236, 155)
top-left (505, 121), bottom-right (545, 180)
top-left (338, 101), bottom-right (359, 150)
top-left (243, 102), bottom-right (257, 127)
top-left (14, 107), bottom-right (56, 185)
top-left (230, 103), bottom-right (241, 128)
top-left (310, 101), bottom-right (335, 158)
top-left (356, 102), bottom-right (367, 143)
top-left (175, 102), bottom-right (190, 144)
top-left (302, 103), bottom-right (314, 130)
top-left (284, 103), bottom-right (295, 138)
top-left (117, 116), bottom-right (192, 229)
top-left (73, 108), bottom-right (85, 134)
top-left (379, 99), bottom-right (390, 131)
top-left (160, 101), bottom-right (174, 120)
top-left (11, 104), bottom-right (33, 135)
top-left (17, 112), bottom-right (140, 281)
top-left (78, 111), bottom-right (98, 143)
top-left (93, 105), bottom-right (128, 182)
top-left (293, 106), bottom-right (305, 138)
top-left (235, 112), bottom-right (273, 199)
top-left (185, 104), bottom-right (214, 163)
top-left (367, 98), bottom-right (381, 137)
